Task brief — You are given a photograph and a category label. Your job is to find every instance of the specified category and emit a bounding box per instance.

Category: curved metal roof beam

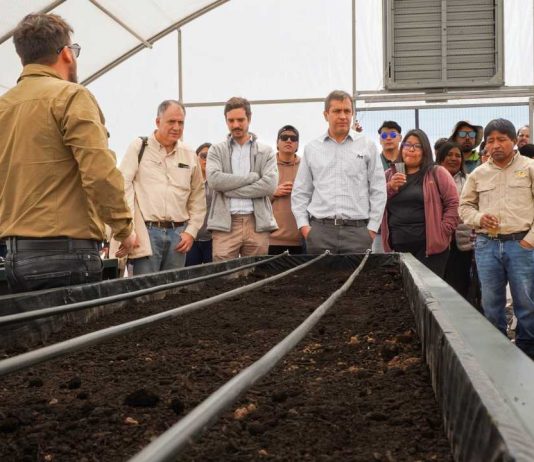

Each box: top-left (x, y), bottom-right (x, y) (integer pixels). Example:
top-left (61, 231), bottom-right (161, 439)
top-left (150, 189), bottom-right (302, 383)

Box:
top-left (82, 0), bottom-right (230, 86)
top-left (0, 0), bottom-right (67, 46)
top-left (88, 0), bottom-right (152, 49)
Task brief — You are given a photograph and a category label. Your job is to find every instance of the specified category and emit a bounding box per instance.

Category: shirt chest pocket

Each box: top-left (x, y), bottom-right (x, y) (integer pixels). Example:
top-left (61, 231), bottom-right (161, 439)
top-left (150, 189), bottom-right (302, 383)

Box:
top-left (344, 155), bottom-right (366, 180)
top-left (509, 176), bottom-right (532, 209)
top-left (475, 182), bottom-right (495, 210)
top-left (168, 166), bottom-right (192, 191)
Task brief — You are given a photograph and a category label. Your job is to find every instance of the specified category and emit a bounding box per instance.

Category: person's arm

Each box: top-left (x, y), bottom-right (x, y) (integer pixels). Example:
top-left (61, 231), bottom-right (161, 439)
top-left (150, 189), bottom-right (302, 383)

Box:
top-left (435, 166), bottom-right (460, 235)
top-left (61, 88), bottom-right (132, 240)
top-left (459, 173), bottom-right (483, 229)
top-left (366, 143), bottom-right (387, 233)
top-left (291, 149), bottom-right (313, 230)
top-left (223, 149), bottom-right (278, 198)
top-left (184, 155), bottom-right (207, 239)
top-left (206, 144), bottom-right (259, 192)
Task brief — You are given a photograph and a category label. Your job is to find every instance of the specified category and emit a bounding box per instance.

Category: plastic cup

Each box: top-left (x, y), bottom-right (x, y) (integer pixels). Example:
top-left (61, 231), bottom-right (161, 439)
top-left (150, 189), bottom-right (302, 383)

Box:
top-left (394, 162), bottom-right (406, 175)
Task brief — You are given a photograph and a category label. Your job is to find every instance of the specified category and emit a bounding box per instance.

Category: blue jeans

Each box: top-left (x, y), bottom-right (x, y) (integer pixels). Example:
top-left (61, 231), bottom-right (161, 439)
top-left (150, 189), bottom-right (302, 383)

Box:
top-left (475, 235), bottom-right (534, 357)
top-left (132, 225), bottom-right (186, 275)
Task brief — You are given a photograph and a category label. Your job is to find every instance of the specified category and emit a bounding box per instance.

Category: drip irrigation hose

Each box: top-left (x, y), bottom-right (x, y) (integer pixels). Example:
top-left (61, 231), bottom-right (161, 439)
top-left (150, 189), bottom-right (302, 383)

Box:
top-left (0, 253), bottom-right (289, 328)
top-left (129, 251), bottom-right (370, 462)
top-left (0, 252), bottom-right (328, 378)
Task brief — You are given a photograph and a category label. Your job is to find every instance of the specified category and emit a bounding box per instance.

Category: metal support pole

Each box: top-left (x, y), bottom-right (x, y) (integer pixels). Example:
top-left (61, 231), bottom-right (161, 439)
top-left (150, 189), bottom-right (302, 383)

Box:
top-left (178, 28), bottom-right (183, 102)
top-left (531, 2), bottom-right (534, 131)
top-left (529, 97), bottom-right (533, 136)
top-left (0, 0), bottom-right (66, 45)
top-left (415, 108), bottom-right (420, 129)
top-left (89, 0), bottom-right (152, 48)
top-left (352, 0), bottom-right (357, 98)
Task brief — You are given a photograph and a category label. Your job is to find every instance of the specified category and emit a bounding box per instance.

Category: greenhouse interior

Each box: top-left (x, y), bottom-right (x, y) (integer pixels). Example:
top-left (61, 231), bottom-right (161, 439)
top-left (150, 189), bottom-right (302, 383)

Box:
top-left (1, 1), bottom-right (534, 461)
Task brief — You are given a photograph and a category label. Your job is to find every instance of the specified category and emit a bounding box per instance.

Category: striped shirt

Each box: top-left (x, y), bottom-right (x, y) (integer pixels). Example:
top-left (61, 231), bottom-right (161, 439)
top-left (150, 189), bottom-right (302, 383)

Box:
top-left (291, 130), bottom-right (387, 232)
top-left (229, 138), bottom-right (254, 214)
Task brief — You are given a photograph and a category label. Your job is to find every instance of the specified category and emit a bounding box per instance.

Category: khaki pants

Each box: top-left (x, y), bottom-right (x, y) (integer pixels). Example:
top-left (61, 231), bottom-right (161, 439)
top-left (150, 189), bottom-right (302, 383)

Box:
top-left (212, 214), bottom-right (269, 262)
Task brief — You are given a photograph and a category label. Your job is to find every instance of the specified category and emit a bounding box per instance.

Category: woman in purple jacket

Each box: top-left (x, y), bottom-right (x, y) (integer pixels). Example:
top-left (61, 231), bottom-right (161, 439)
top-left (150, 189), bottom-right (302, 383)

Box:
top-left (381, 129), bottom-right (460, 277)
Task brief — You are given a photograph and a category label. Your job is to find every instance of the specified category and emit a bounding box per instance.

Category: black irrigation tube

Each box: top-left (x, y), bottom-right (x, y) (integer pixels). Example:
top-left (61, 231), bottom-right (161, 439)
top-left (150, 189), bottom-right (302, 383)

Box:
top-left (129, 250), bottom-right (371, 462)
top-left (0, 253), bottom-right (289, 328)
top-left (0, 252), bottom-right (328, 378)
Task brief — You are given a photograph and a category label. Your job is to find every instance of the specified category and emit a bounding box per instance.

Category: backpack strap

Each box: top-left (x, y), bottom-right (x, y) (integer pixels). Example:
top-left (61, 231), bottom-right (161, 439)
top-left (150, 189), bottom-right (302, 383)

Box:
top-left (138, 137), bottom-right (148, 164)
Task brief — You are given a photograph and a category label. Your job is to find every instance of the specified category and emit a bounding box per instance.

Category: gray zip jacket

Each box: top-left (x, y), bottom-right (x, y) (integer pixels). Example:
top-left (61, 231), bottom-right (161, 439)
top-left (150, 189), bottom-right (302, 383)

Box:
top-left (206, 133), bottom-right (279, 232)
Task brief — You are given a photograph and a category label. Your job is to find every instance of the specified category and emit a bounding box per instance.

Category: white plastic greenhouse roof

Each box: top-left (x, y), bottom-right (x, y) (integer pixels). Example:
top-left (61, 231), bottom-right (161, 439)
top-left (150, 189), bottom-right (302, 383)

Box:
top-left (1, 0), bottom-right (533, 158)
top-left (0, 0), bottom-right (228, 90)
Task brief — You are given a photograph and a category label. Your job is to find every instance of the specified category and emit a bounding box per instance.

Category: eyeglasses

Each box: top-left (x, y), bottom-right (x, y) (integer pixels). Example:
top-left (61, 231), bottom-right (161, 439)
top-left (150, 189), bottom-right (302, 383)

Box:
top-left (198, 153), bottom-right (207, 159)
top-left (401, 142), bottom-right (423, 151)
top-left (56, 43), bottom-right (81, 58)
top-left (380, 131), bottom-right (398, 140)
top-left (457, 130), bottom-right (476, 139)
top-left (279, 134), bottom-right (298, 142)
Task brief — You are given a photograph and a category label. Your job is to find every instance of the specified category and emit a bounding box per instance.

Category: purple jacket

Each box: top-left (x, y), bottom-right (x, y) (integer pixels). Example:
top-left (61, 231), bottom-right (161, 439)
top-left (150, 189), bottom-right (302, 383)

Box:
top-left (381, 165), bottom-right (459, 256)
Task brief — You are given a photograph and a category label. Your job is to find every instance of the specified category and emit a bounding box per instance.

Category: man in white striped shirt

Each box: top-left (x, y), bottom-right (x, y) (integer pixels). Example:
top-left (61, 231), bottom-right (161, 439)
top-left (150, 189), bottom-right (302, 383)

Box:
top-left (291, 90), bottom-right (387, 254)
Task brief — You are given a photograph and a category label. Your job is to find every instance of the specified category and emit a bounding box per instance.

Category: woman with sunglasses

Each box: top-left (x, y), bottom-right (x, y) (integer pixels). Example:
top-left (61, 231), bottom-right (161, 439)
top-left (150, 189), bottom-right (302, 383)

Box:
top-left (436, 141), bottom-right (476, 299)
top-left (381, 129), bottom-right (460, 276)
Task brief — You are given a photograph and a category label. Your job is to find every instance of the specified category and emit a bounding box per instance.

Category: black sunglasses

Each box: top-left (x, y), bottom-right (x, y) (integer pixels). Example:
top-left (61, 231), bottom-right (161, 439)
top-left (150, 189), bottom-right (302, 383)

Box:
top-left (279, 134), bottom-right (298, 142)
top-left (56, 43), bottom-right (81, 58)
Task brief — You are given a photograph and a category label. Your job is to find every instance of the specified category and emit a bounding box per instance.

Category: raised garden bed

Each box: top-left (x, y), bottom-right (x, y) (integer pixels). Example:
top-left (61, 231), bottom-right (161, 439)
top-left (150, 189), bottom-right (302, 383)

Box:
top-left (0, 261), bottom-right (452, 461)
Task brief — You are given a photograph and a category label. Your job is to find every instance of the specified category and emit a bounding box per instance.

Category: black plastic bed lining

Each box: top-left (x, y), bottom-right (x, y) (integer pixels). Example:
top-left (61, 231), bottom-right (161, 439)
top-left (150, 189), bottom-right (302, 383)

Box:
top-left (0, 254), bottom-right (391, 350)
top-left (400, 252), bottom-right (534, 461)
top-left (0, 256), bottom-right (275, 349)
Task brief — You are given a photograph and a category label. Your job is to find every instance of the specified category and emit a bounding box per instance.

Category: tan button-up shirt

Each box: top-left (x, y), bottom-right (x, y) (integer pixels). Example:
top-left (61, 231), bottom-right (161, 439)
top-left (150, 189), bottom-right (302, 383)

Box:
top-left (0, 65), bottom-right (133, 240)
top-left (459, 153), bottom-right (534, 246)
top-left (120, 134), bottom-right (206, 238)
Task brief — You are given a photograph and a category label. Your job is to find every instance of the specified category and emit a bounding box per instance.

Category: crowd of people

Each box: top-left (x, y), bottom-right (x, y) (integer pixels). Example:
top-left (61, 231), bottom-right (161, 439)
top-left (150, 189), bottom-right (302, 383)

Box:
top-left (1, 13), bottom-right (534, 359)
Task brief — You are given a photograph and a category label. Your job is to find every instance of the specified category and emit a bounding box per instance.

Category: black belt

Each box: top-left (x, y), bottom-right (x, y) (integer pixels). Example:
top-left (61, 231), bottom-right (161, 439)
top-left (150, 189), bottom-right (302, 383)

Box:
top-left (145, 221), bottom-right (185, 229)
top-left (310, 217), bottom-right (369, 227)
top-left (483, 231), bottom-right (528, 241)
top-left (7, 237), bottom-right (100, 252)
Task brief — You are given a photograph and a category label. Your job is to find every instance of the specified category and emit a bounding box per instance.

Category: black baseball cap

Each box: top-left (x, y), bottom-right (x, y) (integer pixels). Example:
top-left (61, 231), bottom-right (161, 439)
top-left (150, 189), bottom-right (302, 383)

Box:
top-left (277, 125), bottom-right (299, 141)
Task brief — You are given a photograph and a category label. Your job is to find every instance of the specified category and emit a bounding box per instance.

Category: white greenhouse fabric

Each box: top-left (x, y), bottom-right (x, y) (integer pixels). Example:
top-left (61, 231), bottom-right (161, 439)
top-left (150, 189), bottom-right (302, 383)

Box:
top-left (0, 0), bottom-right (532, 157)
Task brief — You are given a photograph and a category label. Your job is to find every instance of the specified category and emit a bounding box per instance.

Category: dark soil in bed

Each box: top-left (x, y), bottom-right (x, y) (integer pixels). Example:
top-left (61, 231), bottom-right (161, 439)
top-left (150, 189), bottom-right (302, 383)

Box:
top-left (0, 263), bottom-right (452, 461)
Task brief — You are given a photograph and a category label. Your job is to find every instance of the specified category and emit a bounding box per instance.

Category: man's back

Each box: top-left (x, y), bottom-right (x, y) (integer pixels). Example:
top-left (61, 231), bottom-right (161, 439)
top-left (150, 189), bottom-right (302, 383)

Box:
top-left (0, 64), bottom-right (126, 240)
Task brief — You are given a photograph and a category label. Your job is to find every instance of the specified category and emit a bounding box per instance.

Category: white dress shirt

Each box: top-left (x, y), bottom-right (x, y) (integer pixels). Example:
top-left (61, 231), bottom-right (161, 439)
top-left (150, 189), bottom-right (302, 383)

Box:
top-left (291, 130), bottom-right (387, 232)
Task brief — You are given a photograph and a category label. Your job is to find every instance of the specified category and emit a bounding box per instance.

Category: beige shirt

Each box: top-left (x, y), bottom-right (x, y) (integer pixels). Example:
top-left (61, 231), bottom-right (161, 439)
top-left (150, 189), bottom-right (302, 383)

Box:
top-left (459, 153), bottom-right (534, 245)
top-left (0, 65), bottom-right (132, 240)
top-left (120, 134), bottom-right (206, 238)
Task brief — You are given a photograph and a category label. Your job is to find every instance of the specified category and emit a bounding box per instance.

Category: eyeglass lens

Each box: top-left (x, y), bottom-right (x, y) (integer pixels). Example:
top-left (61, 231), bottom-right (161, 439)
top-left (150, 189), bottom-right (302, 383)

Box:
top-left (402, 143), bottom-right (422, 150)
top-left (457, 130), bottom-right (476, 138)
top-left (380, 132), bottom-right (398, 140)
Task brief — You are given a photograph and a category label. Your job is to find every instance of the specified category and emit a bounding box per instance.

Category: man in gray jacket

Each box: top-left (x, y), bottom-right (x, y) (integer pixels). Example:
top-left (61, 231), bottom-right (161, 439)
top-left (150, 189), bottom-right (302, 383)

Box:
top-left (206, 97), bottom-right (278, 261)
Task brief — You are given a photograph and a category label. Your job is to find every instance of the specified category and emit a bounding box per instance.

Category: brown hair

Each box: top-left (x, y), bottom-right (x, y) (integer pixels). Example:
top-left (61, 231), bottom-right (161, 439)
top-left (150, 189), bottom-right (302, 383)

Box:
top-left (224, 97), bottom-right (251, 119)
top-left (324, 90), bottom-right (353, 112)
top-left (13, 13), bottom-right (73, 66)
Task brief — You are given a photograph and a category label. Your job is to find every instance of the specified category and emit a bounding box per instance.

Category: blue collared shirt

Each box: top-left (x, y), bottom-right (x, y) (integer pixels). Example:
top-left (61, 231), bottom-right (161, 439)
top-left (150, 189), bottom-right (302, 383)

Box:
top-left (291, 130), bottom-right (387, 232)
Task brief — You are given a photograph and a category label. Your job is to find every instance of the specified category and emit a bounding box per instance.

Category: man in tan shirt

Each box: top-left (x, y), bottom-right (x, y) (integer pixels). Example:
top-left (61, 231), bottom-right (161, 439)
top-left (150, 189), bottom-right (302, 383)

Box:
top-left (119, 100), bottom-right (206, 275)
top-left (269, 125), bottom-right (303, 254)
top-left (460, 118), bottom-right (534, 359)
top-left (0, 13), bottom-right (136, 292)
